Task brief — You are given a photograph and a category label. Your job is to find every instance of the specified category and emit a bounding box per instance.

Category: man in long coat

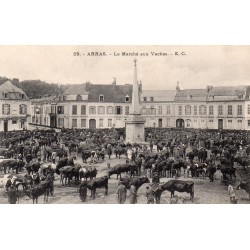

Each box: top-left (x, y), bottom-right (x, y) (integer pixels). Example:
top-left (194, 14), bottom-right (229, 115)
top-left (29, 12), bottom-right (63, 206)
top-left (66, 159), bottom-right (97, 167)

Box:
top-left (117, 181), bottom-right (127, 204)
top-left (130, 184), bottom-right (137, 204)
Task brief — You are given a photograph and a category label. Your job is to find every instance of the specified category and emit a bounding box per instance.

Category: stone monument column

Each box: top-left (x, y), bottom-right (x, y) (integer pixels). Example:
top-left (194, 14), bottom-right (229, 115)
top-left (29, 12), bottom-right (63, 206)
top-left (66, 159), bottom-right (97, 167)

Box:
top-left (125, 59), bottom-right (146, 144)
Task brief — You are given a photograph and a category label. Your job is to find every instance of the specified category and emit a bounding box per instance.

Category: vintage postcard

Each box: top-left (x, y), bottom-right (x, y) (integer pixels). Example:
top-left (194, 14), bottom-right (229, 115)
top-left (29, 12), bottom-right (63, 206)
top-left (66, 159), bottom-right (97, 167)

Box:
top-left (0, 45), bottom-right (250, 204)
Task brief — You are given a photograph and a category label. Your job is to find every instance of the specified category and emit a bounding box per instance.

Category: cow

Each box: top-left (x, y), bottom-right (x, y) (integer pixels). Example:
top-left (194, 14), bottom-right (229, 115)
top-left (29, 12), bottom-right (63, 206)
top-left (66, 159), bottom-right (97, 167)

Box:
top-left (25, 162), bottom-right (41, 175)
top-left (60, 166), bottom-right (75, 186)
top-left (236, 180), bottom-right (250, 199)
top-left (0, 159), bottom-right (19, 174)
top-left (81, 150), bottom-right (92, 163)
top-left (86, 176), bottom-right (108, 199)
top-left (188, 163), bottom-right (207, 178)
top-left (157, 180), bottom-right (194, 202)
top-left (55, 157), bottom-right (74, 175)
top-left (120, 176), bottom-right (150, 191)
top-left (25, 180), bottom-right (52, 204)
top-left (108, 163), bottom-right (137, 179)
top-left (79, 165), bottom-right (97, 181)
top-left (114, 146), bottom-right (127, 159)
top-left (217, 164), bottom-right (236, 180)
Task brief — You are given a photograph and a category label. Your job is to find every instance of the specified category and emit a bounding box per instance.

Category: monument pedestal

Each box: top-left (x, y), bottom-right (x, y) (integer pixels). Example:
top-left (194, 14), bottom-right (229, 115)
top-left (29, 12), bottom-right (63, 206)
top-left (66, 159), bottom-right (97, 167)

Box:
top-left (125, 114), bottom-right (146, 144)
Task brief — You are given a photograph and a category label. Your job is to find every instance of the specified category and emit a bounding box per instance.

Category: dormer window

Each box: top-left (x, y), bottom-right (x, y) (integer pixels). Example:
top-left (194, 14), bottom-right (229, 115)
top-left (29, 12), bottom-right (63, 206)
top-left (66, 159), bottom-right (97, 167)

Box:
top-left (21, 94), bottom-right (24, 99)
top-left (4, 93), bottom-right (8, 99)
top-left (125, 95), bottom-right (130, 102)
top-left (76, 94), bottom-right (82, 101)
top-left (143, 97), bottom-right (147, 102)
top-left (150, 97), bottom-right (154, 102)
top-left (99, 94), bottom-right (104, 102)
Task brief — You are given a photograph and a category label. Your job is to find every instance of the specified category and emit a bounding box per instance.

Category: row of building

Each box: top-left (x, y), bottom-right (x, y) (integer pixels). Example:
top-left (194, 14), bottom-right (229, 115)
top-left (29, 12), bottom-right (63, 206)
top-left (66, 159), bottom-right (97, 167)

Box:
top-left (1, 78), bottom-right (250, 132)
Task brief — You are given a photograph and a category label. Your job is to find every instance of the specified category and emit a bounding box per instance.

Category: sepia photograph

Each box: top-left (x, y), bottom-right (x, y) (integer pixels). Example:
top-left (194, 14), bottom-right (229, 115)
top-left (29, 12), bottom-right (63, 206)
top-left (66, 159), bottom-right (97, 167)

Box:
top-left (0, 45), bottom-right (250, 204)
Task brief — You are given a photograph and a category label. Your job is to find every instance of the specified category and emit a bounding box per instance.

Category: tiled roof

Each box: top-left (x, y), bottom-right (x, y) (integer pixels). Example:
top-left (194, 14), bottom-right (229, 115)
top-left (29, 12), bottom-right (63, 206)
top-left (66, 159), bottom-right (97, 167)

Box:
top-left (209, 86), bottom-right (247, 96)
top-left (63, 83), bottom-right (89, 95)
top-left (141, 90), bottom-right (176, 102)
top-left (88, 84), bottom-right (133, 103)
top-left (174, 89), bottom-right (207, 101)
top-left (0, 80), bottom-right (29, 100)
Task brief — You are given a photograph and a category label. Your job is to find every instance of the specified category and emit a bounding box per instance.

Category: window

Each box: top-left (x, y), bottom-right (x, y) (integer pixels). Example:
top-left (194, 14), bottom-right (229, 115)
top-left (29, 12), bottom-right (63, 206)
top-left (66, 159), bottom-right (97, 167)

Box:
top-left (81, 105), bottom-right (86, 115)
top-left (99, 119), bottom-right (103, 127)
top-left (150, 106), bottom-right (156, 115)
top-left (248, 120), bottom-right (250, 126)
top-left (209, 106), bottom-right (213, 116)
top-left (107, 106), bottom-right (113, 114)
top-left (81, 119), bottom-right (86, 127)
top-left (237, 105), bottom-right (242, 115)
top-left (228, 120), bottom-right (232, 123)
top-left (115, 106), bottom-right (122, 115)
top-left (194, 106), bottom-right (197, 115)
top-left (201, 119), bottom-right (205, 122)
top-left (186, 119), bottom-right (191, 127)
top-left (238, 120), bottom-right (242, 123)
top-left (4, 93), bottom-right (8, 99)
top-left (178, 106), bottom-right (182, 115)
top-left (19, 104), bottom-right (27, 114)
top-left (44, 117), bottom-right (46, 125)
top-left (194, 119), bottom-right (197, 122)
top-left (32, 116), bottom-right (35, 123)
top-left (2, 104), bottom-right (10, 115)
top-left (108, 119), bottom-right (112, 127)
top-left (72, 119), bottom-right (77, 128)
top-left (185, 105), bottom-right (191, 115)
top-left (218, 105), bottom-right (223, 115)
top-left (158, 106), bottom-right (162, 115)
top-left (228, 105), bottom-right (233, 115)
top-left (125, 95), bottom-right (130, 102)
top-left (89, 106), bottom-right (96, 114)
top-left (143, 97), bottom-right (147, 102)
top-left (150, 97), bottom-right (154, 102)
top-left (166, 106), bottom-right (170, 115)
top-left (12, 120), bottom-right (17, 124)
top-left (248, 104), bottom-right (250, 115)
top-left (199, 105), bottom-right (206, 115)
top-left (99, 95), bottom-right (104, 102)
top-left (141, 107), bottom-right (146, 115)
top-left (58, 118), bottom-right (64, 127)
top-left (57, 106), bottom-right (64, 114)
top-left (98, 106), bottom-right (105, 115)
top-left (21, 94), bottom-right (24, 99)
top-left (76, 94), bottom-right (82, 101)
top-left (209, 119), bottom-right (213, 122)
top-left (125, 106), bottom-right (129, 115)
top-left (72, 105), bottom-right (77, 115)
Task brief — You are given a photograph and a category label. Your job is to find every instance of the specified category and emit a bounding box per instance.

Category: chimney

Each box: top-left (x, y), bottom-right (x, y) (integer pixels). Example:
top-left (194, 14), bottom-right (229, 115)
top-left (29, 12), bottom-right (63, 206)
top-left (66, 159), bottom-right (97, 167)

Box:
top-left (112, 77), bottom-right (116, 85)
top-left (206, 85), bottom-right (212, 93)
top-left (176, 81), bottom-right (180, 92)
top-left (12, 78), bottom-right (19, 85)
top-left (86, 81), bottom-right (90, 91)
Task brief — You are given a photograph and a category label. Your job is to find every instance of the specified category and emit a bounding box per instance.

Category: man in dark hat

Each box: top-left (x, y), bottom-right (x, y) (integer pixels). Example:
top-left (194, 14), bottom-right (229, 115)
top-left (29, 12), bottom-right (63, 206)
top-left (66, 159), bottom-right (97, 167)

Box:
top-left (145, 185), bottom-right (154, 204)
top-left (79, 178), bottom-right (87, 202)
top-left (117, 181), bottom-right (127, 204)
top-left (8, 185), bottom-right (18, 204)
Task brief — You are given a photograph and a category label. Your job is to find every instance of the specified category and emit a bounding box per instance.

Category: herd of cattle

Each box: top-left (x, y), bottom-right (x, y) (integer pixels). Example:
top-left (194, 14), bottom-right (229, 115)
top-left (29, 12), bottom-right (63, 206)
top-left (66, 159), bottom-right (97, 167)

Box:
top-left (1, 128), bottom-right (250, 203)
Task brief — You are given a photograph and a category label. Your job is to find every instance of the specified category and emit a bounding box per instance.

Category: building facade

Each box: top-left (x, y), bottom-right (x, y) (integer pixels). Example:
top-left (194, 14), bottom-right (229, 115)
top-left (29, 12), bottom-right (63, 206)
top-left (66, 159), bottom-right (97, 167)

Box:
top-left (28, 80), bottom-right (250, 131)
top-left (0, 81), bottom-right (30, 132)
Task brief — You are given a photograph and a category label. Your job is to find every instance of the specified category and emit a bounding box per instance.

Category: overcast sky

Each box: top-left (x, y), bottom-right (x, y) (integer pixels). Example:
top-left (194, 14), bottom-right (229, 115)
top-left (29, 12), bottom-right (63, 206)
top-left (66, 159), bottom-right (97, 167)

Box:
top-left (0, 45), bottom-right (249, 90)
